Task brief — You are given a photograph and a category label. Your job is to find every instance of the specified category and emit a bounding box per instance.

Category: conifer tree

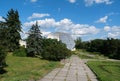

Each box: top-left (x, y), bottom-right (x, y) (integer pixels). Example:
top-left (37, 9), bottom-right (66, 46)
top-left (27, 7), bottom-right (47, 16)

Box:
top-left (4, 9), bottom-right (21, 51)
top-left (26, 22), bottom-right (42, 57)
top-left (0, 22), bottom-right (7, 72)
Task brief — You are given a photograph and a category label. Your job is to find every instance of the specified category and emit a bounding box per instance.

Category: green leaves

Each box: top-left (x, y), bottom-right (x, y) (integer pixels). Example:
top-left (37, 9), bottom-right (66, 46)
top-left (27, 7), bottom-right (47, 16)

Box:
top-left (41, 38), bottom-right (71, 61)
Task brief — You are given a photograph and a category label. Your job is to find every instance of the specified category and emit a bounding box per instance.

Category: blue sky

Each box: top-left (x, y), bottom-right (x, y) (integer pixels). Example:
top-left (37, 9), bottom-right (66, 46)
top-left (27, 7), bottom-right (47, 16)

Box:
top-left (0, 0), bottom-right (120, 41)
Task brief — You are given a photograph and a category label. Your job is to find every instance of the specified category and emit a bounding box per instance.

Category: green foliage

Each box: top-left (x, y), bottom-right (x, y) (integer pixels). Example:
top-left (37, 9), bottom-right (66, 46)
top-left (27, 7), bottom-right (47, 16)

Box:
top-left (87, 39), bottom-right (104, 52)
top-left (75, 37), bottom-right (83, 49)
top-left (0, 22), bottom-right (7, 73)
top-left (26, 22), bottom-right (42, 57)
top-left (0, 9), bottom-right (22, 74)
top-left (0, 9), bottom-right (21, 72)
top-left (2, 9), bottom-right (22, 52)
top-left (87, 61), bottom-right (120, 81)
top-left (41, 38), bottom-right (71, 61)
top-left (13, 46), bottom-right (27, 57)
top-left (76, 38), bottom-right (120, 60)
top-left (0, 22), bottom-right (8, 51)
top-left (0, 46), bottom-right (7, 72)
top-left (87, 38), bottom-right (120, 59)
top-left (75, 37), bottom-right (90, 50)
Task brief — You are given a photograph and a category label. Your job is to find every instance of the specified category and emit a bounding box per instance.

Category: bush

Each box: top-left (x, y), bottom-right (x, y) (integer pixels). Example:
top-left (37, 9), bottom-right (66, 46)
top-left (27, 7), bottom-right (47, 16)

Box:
top-left (41, 38), bottom-right (71, 61)
top-left (0, 46), bottom-right (7, 72)
top-left (13, 46), bottom-right (27, 57)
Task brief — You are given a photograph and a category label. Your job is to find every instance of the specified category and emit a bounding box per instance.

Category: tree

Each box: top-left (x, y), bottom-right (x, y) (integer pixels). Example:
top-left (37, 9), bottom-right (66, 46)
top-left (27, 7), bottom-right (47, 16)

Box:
top-left (3, 9), bottom-right (21, 51)
top-left (26, 22), bottom-right (42, 57)
top-left (41, 38), bottom-right (71, 61)
top-left (0, 9), bottom-right (21, 72)
top-left (0, 22), bottom-right (7, 73)
top-left (0, 22), bottom-right (8, 49)
top-left (84, 38), bottom-right (120, 60)
top-left (75, 37), bottom-right (83, 49)
top-left (88, 39), bottom-right (104, 52)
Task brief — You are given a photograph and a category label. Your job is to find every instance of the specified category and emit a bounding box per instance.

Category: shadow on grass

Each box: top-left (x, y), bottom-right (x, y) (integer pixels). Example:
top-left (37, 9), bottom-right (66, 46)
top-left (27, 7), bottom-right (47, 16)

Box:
top-left (0, 64), bottom-right (8, 74)
top-left (0, 69), bottom-right (7, 74)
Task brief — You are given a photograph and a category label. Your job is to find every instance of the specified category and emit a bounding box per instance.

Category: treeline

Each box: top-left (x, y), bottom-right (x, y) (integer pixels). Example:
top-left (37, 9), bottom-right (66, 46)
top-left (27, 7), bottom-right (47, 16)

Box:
top-left (0, 9), bottom-right (71, 73)
top-left (26, 22), bottom-right (71, 61)
top-left (75, 38), bottom-right (120, 59)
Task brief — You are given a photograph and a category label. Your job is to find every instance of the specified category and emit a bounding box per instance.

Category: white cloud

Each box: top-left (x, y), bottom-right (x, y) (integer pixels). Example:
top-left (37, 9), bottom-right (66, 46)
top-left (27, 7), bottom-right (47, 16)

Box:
top-left (23, 18), bottom-right (120, 40)
top-left (108, 32), bottom-right (120, 38)
top-left (30, 0), bottom-right (37, 2)
top-left (23, 18), bottom-right (99, 39)
top-left (24, 18), bottom-right (56, 27)
top-left (85, 0), bottom-right (94, 6)
top-left (28, 13), bottom-right (50, 20)
top-left (41, 31), bottom-right (51, 37)
top-left (104, 25), bottom-right (120, 38)
top-left (0, 16), bottom-right (5, 22)
top-left (71, 25), bottom-right (99, 35)
top-left (111, 26), bottom-right (120, 32)
top-left (68, 0), bottom-right (76, 3)
top-left (96, 16), bottom-right (108, 23)
top-left (85, 0), bottom-right (113, 6)
top-left (104, 26), bottom-right (111, 31)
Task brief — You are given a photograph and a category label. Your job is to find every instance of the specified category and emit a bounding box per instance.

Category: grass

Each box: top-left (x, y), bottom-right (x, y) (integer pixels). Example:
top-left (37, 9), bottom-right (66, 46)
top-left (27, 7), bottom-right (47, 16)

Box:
top-left (0, 54), bottom-right (60, 81)
top-left (75, 49), bottom-right (120, 81)
top-left (74, 49), bottom-right (107, 59)
top-left (87, 61), bottom-right (120, 81)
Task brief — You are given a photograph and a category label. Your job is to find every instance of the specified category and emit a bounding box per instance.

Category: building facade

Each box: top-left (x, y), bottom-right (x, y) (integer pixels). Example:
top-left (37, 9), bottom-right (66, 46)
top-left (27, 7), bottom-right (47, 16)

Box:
top-left (47, 32), bottom-right (75, 50)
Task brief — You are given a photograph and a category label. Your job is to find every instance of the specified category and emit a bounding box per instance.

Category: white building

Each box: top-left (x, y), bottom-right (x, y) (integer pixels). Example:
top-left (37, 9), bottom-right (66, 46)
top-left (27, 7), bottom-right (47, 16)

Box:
top-left (47, 32), bottom-right (75, 50)
top-left (19, 40), bottom-right (27, 48)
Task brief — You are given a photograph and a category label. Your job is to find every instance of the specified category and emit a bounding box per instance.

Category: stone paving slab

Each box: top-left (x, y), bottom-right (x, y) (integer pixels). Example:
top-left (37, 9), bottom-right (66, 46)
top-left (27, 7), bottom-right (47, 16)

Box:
top-left (43, 75), bottom-right (54, 79)
top-left (53, 79), bottom-right (65, 81)
top-left (54, 76), bottom-right (66, 80)
top-left (66, 77), bottom-right (77, 81)
top-left (39, 55), bottom-right (98, 81)
top-left (39, 78), bottom-right (53, 81)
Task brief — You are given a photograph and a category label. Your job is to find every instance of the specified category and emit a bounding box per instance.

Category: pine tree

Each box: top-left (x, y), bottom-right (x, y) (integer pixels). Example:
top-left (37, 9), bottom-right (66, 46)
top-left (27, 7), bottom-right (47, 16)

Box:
top-left (0, 22), bottom-right (7, 73)
top-left (26, 22), bottom-right (42, 57)
top-left (0, 22), bottom-right (7, 48)
top-left (4, 9), bottom-right (21, 51)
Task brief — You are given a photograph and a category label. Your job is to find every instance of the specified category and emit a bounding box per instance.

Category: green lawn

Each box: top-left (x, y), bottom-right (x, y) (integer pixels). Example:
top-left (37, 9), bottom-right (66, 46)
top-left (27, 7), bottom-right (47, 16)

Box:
top-left (87, 61), bottom-right (120, 81)
top-left (0, 54), bottom-right (60, 81)
top-left (74, 49), bottom-right (107, 59)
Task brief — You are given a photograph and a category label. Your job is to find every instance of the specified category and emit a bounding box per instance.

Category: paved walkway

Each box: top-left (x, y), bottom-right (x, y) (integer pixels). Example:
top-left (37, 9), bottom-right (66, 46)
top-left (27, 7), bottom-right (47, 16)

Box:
top-left (39, 55), bottom-right (98, 81)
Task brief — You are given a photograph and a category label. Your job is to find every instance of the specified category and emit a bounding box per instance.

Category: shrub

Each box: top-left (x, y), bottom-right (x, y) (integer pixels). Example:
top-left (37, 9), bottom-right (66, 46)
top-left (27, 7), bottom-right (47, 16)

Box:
top-left (0, 46), bottom-right (7, 72)
top-left (41, 38), bottom-right (71, 61)
top-left (13, 46), bottom-right (27, 57)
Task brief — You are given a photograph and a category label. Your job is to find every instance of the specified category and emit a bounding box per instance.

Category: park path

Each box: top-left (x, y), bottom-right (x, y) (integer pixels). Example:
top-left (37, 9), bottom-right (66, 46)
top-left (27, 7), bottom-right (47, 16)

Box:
top-left (39, 55), bottom-right (98, 81)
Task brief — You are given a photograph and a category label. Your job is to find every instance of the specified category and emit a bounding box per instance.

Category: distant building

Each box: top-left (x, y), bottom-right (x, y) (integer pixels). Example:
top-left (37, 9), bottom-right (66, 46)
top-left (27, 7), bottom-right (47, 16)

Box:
top-left (19, 40), bottom-right (26, 48)
top-left (47, 32), bottom-right (75, 50)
